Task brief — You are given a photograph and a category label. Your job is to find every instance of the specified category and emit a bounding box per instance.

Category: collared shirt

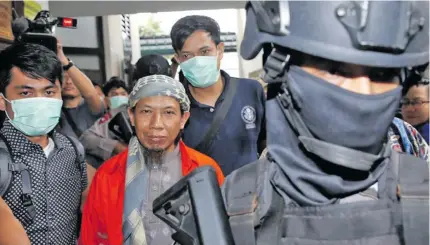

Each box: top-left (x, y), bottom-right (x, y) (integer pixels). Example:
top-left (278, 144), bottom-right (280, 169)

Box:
top-left (182, 70), bottom-right (266, 175)
top-left (142, 145), bottom-right (182, 245)
top-left (389, 117), bottom-right (428, 161)
top-left (43, 138), bottom-right (55, 157)
top-left (1, 120), bottom-right (87, 245)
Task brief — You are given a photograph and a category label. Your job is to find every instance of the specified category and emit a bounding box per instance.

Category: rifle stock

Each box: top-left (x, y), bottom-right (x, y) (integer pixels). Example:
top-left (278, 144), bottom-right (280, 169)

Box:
top-left (152, 166), bottom-right (234, 245)
top-left (108, 110), bottom-right (133, 144)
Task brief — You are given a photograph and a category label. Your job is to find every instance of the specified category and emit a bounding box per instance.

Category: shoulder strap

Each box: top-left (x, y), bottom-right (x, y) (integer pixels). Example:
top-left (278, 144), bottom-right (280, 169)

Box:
top-left (392, 151), bottom-right (429, 245)
top-left (224, 158), bottom-right (270, 245)
top-left (195, 78), bottom-right (238, 153)
top-left (255, 189), bottom-right (285, 244)
top-left (62, 108), bottom-right (83, 138)
top-left (0, 133), bottom-right (35, 225)
top-left (63, 134), bottom-right (85, 238)
top-left (0, 139), bottom-right (12, 196)
top-left (64, 135), bottom-right (86, 169)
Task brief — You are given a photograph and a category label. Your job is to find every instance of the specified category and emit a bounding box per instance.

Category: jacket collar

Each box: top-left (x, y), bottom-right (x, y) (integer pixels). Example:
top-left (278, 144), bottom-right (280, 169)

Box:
top-left (179, 140), bottom-right (199, 175)
top-left (184, 70), bottom-right (231, 107)
top-left (119, 140), bottom-right (198, 176)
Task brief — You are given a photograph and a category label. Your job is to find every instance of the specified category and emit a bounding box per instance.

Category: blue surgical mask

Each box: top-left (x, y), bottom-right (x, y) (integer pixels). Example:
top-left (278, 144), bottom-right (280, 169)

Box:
top-left (109, 96), bottom-right (129, 109)
top-left (180, 55), bottom-right (220, 88)
top-left (2, 95), bottom-right (63, 136)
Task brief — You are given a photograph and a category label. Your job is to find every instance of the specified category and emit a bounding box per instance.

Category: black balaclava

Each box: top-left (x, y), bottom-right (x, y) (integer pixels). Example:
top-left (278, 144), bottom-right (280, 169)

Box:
top-left (267, 65), bottom-right (402, 206)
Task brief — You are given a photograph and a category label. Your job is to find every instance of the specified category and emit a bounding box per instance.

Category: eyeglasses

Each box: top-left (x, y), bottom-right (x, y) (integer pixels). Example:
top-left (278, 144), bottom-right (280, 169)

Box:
top-left (400, 99), bottom-right (430, 107)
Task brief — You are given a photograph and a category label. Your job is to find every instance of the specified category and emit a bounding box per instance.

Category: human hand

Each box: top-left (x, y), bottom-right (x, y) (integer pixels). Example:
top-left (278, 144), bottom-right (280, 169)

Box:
top-left (56, 39), bottom-right (69, 66)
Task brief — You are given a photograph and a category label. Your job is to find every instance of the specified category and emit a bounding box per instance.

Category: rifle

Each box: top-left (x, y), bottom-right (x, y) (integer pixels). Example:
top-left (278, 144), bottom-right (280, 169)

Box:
top-left (152, 166), bottom-right (235, 245)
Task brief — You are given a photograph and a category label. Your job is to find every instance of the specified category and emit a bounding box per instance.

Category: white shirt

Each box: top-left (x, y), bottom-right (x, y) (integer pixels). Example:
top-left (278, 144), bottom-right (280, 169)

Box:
top-left (43, 138), bottom-right (55, 158)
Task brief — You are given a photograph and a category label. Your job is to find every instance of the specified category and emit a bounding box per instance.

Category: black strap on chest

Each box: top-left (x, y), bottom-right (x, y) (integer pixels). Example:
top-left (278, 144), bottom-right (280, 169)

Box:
top-left (64, 135), bottom-right (86, 171)
top-left (194, 78), bottom-right (238, 154)
top-left (255, 190), bottom-right (284, 244)
top-left (0, 133), bottom-right (36, 225)
top-left (62, 107), bottom-right (83, 138)
top-left (225, 152), bottom-right (429, 245)
top-left (224, 158), bottom-right (269, 245)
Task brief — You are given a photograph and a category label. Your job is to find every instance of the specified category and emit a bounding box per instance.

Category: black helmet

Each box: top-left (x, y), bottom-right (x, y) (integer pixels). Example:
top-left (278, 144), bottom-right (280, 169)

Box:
top-left (241, 1), bottom-right (429, 68)
top-left (422, 64), bottom-right (429, 80)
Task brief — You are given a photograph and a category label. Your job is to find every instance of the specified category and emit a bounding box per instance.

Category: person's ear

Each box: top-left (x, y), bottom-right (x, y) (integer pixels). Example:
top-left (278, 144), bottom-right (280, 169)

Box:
top-left (0, 94), bottom-right (6, 111)
top-left (217, 42), bottom-right (225, 61)
top-left (175, 53), bottom-right (181, 63)
top-left (180, 111), bottom-right (190, 129)
top-left (173, 55), bottom-right (179, 64)
top-left (128, 107), bottom-right (136, 127)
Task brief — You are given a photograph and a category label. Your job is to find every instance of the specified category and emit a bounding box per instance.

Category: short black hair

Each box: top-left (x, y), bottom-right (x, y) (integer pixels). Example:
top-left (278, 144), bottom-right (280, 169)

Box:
top-left (0, 42), bottom-right (63, 95)
top-left (402, 68), bottom-right (429, 96)
top-left (170, 15), bottom-right (221, 52)
top-left (133, 54), bottom-right (171, 81)
top-left (102, 76), bottom-right (129, 96)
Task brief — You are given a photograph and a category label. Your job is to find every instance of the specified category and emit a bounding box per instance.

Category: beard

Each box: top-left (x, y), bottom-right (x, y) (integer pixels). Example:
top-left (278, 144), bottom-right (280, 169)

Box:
top-left (141, 130), bottom-right (182, 166)
top-left (142, 146), bottom-right (165, 166)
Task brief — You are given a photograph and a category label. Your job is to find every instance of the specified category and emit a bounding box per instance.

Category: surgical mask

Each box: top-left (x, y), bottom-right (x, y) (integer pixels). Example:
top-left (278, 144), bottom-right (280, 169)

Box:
top-left (180, 55), bottom-right (220, 88)
top-left (109, 96), bottom-right (129, 109)
top-left (2, 95), bottom-right (63, 136)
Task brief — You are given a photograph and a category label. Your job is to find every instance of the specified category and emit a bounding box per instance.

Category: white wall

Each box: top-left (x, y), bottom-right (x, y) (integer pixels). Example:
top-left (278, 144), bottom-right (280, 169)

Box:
top-left (221, 52), bottom-right (240, 78)
top-left (236, 9), bottom-right (263, 79)
top-left (102, 15), bottom-right (125, 79)
top-left (130, 14), bottom-right (142, 64)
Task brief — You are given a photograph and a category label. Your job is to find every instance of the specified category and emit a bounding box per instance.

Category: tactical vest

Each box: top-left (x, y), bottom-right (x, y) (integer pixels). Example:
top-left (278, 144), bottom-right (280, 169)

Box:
top-left (223, 151), bottom-right (429, 245)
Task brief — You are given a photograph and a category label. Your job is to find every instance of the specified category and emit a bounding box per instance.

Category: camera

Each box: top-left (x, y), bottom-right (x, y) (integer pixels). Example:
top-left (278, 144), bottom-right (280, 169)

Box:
top-left (12, 10), bottom-right (77, 53)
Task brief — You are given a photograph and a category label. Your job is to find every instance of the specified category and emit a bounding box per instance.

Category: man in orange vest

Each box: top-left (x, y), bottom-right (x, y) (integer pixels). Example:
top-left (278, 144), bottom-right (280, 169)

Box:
top-left (80, 75), bottom-right (224, 245)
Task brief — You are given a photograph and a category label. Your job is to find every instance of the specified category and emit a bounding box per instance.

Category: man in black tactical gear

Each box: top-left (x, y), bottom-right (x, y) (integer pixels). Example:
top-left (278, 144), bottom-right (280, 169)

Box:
top-left (222, 1), bottom-right (429, 245)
